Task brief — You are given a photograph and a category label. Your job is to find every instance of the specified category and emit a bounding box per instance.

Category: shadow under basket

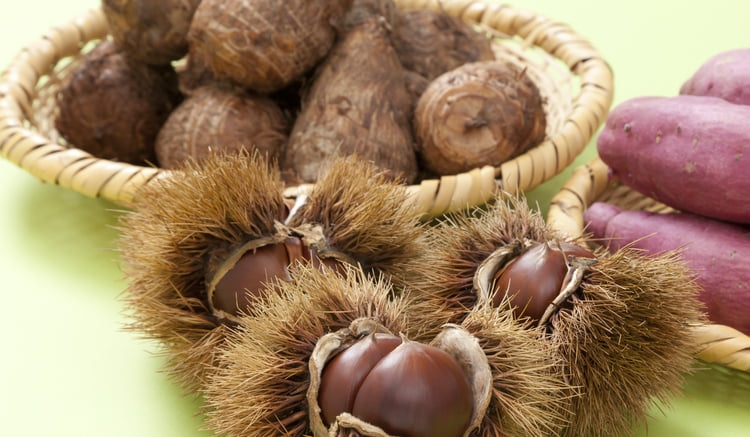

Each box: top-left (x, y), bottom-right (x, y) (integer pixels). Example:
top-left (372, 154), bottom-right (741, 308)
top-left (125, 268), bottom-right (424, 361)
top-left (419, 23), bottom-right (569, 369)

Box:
top-left (0, 0), bottom-right (613, 217)
top-left (548, 157), bottom-right (750, 395)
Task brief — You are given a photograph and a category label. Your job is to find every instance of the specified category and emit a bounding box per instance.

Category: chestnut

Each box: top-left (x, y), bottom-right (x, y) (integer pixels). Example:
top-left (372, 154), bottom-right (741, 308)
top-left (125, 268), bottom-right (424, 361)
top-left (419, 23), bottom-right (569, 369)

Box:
top-left (493, 241), bottom-right (596, 323)
top-left (318, 332), bottom-right (403, 427)
top-left (209, 235), bottom-right (347, 321)
top-left (318, 333), bottom-right (474, 437)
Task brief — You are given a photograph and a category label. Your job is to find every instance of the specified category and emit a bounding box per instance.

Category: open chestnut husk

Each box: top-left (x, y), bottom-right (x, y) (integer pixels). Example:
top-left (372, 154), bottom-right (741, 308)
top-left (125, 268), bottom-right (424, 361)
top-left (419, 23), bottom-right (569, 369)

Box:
top-left (202, 264), bottom-right (442, 436)
top-left (308, 321), bottom-right (490, 437)
top-left (412, 194), bottom-right (707, 436)
top-left (477, 240), bottom-right (597, 325)
top-left (118, 153), bottom-right (429, 391)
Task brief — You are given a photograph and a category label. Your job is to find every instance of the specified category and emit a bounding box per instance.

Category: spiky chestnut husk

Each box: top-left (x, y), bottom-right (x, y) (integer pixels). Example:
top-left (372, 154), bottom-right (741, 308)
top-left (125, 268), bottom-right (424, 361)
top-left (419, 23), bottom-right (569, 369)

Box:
top-left (118, 151), bottom-right (288, 391)
top-left (118, 153), bottom-right (429, 391)
top-left (549, 246), bottom-right (706, 437)
top-left (457, 298), bottom-right (572, 437)
top-left (283, 155), bottom-right (428, 295)
top-left (409, 194), bottom-right (555, 327)
top-left (202, 264), bottom-right (431, 437)
top-left (413, 194), bottom-right (707, 436)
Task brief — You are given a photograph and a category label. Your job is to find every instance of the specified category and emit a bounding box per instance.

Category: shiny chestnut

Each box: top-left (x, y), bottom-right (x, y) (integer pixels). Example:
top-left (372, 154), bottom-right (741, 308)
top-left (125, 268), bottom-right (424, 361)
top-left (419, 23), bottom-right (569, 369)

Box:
top-left (318, 333), bottom-right (474, 437)
top-left (493, 241), bottom-right (595, 323)
top-left (211, 236), bottom-right (345, 320)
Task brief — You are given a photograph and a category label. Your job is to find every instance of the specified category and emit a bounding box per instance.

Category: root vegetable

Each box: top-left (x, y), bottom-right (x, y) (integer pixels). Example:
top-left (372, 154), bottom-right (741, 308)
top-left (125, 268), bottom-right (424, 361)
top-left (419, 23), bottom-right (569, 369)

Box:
top-left (414, 61), bottom-right (546, 176)
top-left (187, 0), bottom-right (353, 94)
top-left (584, 202), bottom-right (750, 335)
top-left (597, 95), bottom-right (750, 224)
top-left (393, 8), bottom-right (495, 82)
top-left (154, 84), bottom-right (289, 169)
top-left (281, 8), bottom-right (419, 184)
top-left (55, 40), bottom-right (182, 165)
top-left (679, 48), bottom-right (750, 105)
top-left (102, 0), bottom-right (203, 65)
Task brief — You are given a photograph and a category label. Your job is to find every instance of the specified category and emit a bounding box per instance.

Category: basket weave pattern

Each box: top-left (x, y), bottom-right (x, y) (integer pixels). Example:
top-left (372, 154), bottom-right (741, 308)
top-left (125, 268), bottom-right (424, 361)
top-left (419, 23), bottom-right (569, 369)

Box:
top-left (0, 0), bottom-right (613, 216)
top-left (548, 157), bottom-right (750, 373)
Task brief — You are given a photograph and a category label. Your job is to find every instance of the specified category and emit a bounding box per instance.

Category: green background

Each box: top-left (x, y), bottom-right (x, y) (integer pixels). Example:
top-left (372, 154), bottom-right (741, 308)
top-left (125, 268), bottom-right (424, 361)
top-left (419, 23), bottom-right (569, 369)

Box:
top-left (1, 1), bottom-right (748, 436)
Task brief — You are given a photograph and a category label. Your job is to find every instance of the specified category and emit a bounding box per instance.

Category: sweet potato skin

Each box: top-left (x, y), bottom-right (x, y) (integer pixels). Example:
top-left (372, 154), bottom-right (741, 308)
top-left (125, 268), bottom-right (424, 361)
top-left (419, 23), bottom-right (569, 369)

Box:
top-left (597, 95), bottom-right (750, 224)
top-left (679, 48), bottom-right (750, 105)
top-left (584, 202), bottom-right (750, 335)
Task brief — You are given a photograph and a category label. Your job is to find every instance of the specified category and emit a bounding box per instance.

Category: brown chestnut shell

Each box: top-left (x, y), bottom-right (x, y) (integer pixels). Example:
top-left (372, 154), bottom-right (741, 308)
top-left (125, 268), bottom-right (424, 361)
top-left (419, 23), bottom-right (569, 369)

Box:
top-left (308, 319), bottom-right (491, 437)
top-left (477, 240), bottom-right (597, 325)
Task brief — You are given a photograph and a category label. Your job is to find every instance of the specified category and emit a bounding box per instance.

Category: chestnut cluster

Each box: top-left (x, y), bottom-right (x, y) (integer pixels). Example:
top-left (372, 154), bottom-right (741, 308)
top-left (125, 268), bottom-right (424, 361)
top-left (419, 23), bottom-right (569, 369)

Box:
top-left (120, 152), bottom-right (705, 436)
top-left (55, 0), bottom-right (546, 186)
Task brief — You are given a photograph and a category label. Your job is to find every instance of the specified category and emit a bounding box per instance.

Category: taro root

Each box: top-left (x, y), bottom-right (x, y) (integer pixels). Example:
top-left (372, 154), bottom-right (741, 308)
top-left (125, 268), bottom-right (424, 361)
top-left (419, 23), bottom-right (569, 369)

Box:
top-left (54, 40), bottom-right (182, 165)
top-left (174, 49), bottom-right (216, 95)
top-left (412, 194), bottom-right (707, 436)
top-left (118, 153), bottom-right (428, 391)
top-left (187, 0), bottom-right (353, 94)
top-left (414, 61), bottom-right (546, 176)
top-left (281, 2), bottom-right (419, 184)
top-left (154, 83), bottom-right (290, 169)
top-left (393, 8), bottom-right (495, 83)
top-left (102, 0), bottom-right (203, 65)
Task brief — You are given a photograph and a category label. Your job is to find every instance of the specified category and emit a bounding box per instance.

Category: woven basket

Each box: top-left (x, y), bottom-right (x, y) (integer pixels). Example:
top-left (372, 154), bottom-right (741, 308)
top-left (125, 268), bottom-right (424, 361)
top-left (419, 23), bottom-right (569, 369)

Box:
top-left (548, 157), bottom-right (750, 375)
top-left (0, 0), bottom-right (613, 216)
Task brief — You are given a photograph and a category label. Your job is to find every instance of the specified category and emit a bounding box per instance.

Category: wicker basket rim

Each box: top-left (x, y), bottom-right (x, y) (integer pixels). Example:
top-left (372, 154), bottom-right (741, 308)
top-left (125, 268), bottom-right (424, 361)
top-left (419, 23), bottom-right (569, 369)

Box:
top-left (0, 0), bottom-right (614, 217)
top-left (547, 156), bottom-right (750, 373)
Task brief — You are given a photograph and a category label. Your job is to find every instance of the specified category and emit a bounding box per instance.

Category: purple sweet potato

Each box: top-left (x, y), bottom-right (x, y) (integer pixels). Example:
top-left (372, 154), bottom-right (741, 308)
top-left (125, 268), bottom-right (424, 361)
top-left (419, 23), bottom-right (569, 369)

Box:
top-left (584, 201), bottom-right (750, 335)
top-left (680, 48), bottom-right (750, 105)
top-left (597, 95), bottom-right (750, 224)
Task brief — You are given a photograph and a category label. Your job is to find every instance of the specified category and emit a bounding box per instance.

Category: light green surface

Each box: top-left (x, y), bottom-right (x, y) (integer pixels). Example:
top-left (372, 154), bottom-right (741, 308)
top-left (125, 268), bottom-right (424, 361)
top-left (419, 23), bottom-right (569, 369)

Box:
top-left (0, 1), bottom-right (748, 436)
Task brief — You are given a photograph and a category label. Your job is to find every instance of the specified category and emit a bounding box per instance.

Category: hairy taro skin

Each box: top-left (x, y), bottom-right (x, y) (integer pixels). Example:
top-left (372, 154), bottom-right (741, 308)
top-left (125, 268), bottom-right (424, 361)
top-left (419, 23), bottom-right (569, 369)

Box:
top-left (54, 40), bottom-right (182, 165)
top-left (392, 8), bottom-right (495, 82)
top-left (187, 0), bottom-right (354, 94)
top-left (414, 61), bottom-right (546, 176)
top-left (102, 0), bottom-right (203, 65)
top-left (154, 84), bottom-right (289, 169)
top-left (281, 17), bottom-right (419, 184)
top-left (597, 95), bottom-right (750, 224)
top-left (584, 202), bottom-right (750, 336)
